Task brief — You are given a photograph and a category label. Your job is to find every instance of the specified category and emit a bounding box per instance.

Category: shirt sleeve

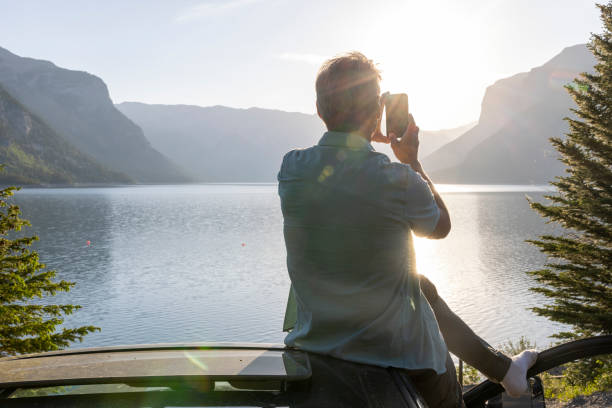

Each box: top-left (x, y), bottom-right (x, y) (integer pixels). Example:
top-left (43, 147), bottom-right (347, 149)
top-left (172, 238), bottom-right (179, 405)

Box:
top-left (402, 165), bottom-right (440, 236)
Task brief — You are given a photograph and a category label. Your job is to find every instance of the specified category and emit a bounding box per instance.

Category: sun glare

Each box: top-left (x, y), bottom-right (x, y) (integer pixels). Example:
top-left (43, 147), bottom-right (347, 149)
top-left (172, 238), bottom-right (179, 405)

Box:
top-left (412, 235), bottom-right (442, 283)
top-left (360, 2), bottom-right (495, 129)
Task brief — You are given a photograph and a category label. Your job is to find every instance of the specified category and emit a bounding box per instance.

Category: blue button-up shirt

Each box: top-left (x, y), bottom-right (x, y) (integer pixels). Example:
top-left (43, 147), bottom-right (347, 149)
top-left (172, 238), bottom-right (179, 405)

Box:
top-left (278, 131), bottom-right (448, 374)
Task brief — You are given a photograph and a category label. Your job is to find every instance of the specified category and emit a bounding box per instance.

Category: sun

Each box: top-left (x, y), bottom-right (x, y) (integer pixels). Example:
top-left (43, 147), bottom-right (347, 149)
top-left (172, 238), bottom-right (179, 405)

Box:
top-left (358, 2), bottom-right (491, 129)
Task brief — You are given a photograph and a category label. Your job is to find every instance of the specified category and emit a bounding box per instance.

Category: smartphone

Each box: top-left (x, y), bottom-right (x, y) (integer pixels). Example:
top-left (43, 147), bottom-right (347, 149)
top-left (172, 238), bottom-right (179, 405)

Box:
top-left (384, 93), bottom-right (409, 139)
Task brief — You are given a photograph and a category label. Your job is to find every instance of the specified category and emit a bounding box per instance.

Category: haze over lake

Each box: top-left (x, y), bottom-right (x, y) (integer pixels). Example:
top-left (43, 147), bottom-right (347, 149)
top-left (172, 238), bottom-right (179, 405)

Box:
top-left (13, 184), bottom-right (567, 350)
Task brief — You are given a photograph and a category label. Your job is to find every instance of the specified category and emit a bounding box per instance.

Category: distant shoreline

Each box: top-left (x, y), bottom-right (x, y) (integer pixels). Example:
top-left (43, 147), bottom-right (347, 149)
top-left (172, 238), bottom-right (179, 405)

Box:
top-left (9, 183), bottom-right (555, 193)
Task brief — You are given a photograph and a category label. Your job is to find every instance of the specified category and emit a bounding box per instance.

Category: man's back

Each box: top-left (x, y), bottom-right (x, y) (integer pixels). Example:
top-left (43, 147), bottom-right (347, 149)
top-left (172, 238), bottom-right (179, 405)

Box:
top-left (278, 131), bottom-right (448, 373)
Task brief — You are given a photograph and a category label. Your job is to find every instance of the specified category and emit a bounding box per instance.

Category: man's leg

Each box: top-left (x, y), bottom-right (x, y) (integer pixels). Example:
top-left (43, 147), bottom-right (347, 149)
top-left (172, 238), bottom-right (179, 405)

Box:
top-left (401, 351), bottom-right (465, 408)
top-left (419, 275), bottom-right (538, 396)
top-left (419, 274), bottom-right (511, 382)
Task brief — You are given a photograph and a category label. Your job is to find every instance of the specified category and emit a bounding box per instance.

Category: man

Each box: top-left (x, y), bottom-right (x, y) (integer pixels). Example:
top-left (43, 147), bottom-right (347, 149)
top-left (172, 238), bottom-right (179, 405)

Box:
top-left (277, 52), bottom-right (536, 407)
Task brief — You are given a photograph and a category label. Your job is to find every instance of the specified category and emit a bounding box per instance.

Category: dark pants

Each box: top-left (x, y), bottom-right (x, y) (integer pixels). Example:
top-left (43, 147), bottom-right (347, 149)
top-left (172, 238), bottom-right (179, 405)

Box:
top-left (404, 275), bottom-right (512, 407)
top-left (398, 351), bottom-right (465, 408)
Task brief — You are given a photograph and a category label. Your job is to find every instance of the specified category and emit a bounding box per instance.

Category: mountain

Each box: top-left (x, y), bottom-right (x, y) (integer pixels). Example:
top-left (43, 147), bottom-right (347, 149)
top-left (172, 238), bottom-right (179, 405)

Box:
top-left (0, 46), bottom-right (188, 183)
top-left (117, 102), bottom-right (473, 182)
top-left (116, 103), bottom-right (324, 182)
top-left (376, 122), bottom-right (476, 162)
top-left (423, 44), bottom-right (596, 183)
top-left (419, 122), bottom-right (477, 157)
top-left (0, 84), bottom-right (130, 185)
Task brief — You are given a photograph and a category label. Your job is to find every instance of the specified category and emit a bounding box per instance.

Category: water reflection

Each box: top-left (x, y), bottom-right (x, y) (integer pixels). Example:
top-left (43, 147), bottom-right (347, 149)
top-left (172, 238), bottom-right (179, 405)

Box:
top-left (14, 189), bottom-right (115, 345)
top-left (415, 192), bottom-right (568, 348)
top-left (13, 185), bottom-right (567, 350)
top-left (473, 192), bottom-right (567, 347)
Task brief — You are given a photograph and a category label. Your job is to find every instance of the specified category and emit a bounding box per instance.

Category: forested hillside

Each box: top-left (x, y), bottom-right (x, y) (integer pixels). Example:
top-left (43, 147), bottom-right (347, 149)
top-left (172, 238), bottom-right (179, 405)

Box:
top-left (0, 85), bottom-right (130, 184)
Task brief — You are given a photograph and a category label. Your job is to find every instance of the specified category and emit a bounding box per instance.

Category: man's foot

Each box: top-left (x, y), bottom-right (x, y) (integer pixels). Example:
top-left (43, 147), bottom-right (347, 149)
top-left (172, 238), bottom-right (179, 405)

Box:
top-left (501, 350), bottom-right (538, 397)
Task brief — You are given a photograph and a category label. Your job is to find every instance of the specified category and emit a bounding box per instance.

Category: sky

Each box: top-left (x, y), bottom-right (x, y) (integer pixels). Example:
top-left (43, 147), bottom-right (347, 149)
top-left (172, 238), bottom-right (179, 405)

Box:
top-left (0, 0), bottom-right (603, 129)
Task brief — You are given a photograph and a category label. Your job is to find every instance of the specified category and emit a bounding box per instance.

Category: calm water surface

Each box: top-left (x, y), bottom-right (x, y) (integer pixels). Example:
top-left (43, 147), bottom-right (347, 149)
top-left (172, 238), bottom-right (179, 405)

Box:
top-left (14, 184), bottom-right (568, 351)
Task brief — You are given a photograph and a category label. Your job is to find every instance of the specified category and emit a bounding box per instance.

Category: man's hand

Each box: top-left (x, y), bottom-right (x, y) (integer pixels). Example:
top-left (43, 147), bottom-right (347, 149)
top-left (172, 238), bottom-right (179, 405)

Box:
top-left (390, 114), bottom-right (419, 166)
top-left (370, 129), bottom-right (392, 144)
top-left (370, 94), bottom-right (390, 144)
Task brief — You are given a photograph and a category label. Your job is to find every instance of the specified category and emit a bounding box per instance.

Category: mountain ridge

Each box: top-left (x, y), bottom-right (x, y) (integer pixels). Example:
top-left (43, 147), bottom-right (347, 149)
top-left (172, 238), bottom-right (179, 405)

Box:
top-left (0, 46), bottom-right (189, 183)
top-left (424, 44), bottom-right (596, 183)
top-left (0, 83), bottom-right (131, 185)
top-left (117, 102), bottom-right (473, 182)
top-left (116, 102), bottom-right (325, 182)
top-left (0, 43), bottom-right (595, 185)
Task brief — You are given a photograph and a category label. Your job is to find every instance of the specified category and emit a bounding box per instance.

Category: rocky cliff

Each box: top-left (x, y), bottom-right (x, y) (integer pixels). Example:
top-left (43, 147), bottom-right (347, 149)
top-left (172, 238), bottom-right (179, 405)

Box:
top-left (0, 46), bottom-right (188, 183)
top-left (423, 44), bottom-right (596, 184)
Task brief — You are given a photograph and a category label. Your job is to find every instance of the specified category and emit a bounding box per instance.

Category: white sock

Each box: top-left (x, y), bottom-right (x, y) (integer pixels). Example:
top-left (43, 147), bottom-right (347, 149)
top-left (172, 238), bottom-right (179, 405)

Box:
top-left (501, 350), bottom-right (538, 397)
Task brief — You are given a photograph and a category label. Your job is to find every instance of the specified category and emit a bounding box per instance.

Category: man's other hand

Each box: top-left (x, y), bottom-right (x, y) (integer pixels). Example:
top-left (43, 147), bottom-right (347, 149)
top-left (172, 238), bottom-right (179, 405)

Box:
top-left (390, 114), bottom-right (419, 166)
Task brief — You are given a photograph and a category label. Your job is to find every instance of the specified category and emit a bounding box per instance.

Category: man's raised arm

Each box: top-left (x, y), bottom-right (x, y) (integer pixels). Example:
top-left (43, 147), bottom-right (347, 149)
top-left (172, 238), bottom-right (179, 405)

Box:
top-left (410, 162), bottom-right (450, 239)
top-left (389, 114), bottom-right (451, 239)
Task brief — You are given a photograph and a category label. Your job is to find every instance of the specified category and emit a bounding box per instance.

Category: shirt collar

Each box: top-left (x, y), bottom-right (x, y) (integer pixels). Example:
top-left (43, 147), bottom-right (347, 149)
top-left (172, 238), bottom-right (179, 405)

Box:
top-left (318, 131), bottom-right (374, 151)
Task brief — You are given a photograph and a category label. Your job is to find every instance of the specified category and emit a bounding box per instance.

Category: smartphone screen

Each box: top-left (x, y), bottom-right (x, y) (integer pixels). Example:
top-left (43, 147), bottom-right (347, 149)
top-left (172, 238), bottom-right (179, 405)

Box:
top-left (385, 93), bottom-right (409, 139)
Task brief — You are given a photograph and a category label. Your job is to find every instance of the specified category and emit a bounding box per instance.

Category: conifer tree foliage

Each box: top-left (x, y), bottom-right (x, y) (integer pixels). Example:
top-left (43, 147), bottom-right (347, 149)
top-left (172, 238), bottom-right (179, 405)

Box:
top-left (527, 2), bottom-right (612, 341)
top-left (0, 183), bottom-right (98, 356)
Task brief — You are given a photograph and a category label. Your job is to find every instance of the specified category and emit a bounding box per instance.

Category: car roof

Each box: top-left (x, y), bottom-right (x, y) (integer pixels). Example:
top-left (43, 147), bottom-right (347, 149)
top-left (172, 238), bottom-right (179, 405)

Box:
top-left (0, 343), bottom-right (307, 389)
top-left (0, 343), bottom-right (425, 407)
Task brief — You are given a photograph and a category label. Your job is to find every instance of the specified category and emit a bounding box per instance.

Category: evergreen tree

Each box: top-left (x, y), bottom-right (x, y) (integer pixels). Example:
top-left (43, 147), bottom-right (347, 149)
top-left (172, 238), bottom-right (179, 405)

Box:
top-left (527, 1), bottom-right (612, 387)
top-left (0, 183), bottom-right (98, 356)
top-left (528, 1), bottom-right (611, 341)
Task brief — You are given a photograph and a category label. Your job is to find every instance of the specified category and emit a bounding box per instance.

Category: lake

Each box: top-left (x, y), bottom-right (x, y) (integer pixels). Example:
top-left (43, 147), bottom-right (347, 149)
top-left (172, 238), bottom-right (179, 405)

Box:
top-left (13, 184), bottom-right (569, 352)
